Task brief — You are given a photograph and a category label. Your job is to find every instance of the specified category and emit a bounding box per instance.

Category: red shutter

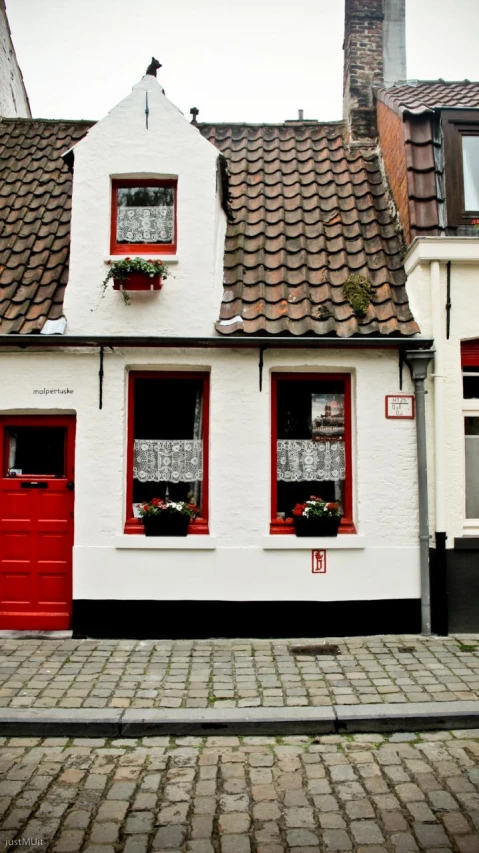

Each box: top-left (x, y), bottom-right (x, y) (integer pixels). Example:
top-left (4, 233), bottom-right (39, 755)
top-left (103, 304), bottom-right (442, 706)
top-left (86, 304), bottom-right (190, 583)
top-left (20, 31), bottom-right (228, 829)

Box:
top-left (461, 340), bottom-right (479, 366)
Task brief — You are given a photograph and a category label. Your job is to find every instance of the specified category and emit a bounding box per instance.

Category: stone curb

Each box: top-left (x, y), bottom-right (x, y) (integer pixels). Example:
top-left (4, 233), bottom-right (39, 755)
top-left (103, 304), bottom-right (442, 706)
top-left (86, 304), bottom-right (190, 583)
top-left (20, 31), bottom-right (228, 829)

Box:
top-left (0, 701), bottom-right (478, 737)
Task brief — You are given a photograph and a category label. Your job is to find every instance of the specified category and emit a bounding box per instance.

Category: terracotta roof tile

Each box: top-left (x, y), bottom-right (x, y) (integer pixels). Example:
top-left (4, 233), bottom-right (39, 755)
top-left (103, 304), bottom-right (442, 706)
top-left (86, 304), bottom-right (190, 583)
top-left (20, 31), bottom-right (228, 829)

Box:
top-left (0, 116), bottom-right (419, 338)
top-left (0, 118), bottom-right (92, 333)
top-left (201, 121), bottom-right (417, 337)
top-left (376, 81), bottom-right (479, 239)
top-left (375, 80), bottom-right (479, 115)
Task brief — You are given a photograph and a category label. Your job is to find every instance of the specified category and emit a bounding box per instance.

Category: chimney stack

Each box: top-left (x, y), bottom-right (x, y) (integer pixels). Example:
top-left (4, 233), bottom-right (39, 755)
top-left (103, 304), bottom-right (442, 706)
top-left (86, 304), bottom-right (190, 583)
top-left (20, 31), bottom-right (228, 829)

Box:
top-left (343, 0), bottom-right (406, 145)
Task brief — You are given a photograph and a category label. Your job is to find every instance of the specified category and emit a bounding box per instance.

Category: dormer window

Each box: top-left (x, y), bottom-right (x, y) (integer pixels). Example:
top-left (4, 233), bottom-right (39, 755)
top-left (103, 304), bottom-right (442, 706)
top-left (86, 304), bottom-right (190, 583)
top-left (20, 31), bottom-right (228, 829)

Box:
top-left (463, 136), bottom-right (479, 212)
top-left (443, 112), bottom-right (479, 229)
top-left (111, 178), bottom-right (177, 254)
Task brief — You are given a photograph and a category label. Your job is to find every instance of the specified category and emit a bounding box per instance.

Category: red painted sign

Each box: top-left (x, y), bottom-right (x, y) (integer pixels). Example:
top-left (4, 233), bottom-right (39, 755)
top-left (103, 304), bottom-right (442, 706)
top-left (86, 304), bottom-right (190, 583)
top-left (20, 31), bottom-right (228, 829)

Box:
top-left (312, 550), bottom-right (327, 574)
top-left (385, 395), bottom-right (415, 419)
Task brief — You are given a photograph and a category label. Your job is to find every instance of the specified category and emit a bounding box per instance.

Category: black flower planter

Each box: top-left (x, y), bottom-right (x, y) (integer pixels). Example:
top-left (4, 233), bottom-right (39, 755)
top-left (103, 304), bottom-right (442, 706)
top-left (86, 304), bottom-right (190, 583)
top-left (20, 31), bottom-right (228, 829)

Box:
top-left (293, 516), bottom-right (341, 537)
top-left (142, 514), bottom-right (190, 537)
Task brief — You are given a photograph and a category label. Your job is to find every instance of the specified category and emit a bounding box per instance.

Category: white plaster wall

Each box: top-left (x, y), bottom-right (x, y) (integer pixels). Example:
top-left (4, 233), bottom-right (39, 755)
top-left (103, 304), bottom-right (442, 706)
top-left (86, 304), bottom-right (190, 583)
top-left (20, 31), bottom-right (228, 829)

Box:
top-left (407, 255), bottom-right (479, 540)
top-left (0, 347), bottom-right (420, 602)
top-left (64, 74), bottom-right (225, 336)
top-left (0, 1), bottom-right (30, 117)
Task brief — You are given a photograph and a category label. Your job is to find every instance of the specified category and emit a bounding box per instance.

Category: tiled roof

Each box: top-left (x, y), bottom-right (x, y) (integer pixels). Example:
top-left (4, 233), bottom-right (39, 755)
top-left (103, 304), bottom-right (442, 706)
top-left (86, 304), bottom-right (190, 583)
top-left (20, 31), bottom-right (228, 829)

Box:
top-left (200, 123), bottom-right (419, 337)
top-left (375, 82), bottom-right (479, 238)
top-left (0, 118), bottom-right (92, 333)
top-left (375, 80), bottom-right (479, 115)
top-left (0, 117), bottom-right (419, 337)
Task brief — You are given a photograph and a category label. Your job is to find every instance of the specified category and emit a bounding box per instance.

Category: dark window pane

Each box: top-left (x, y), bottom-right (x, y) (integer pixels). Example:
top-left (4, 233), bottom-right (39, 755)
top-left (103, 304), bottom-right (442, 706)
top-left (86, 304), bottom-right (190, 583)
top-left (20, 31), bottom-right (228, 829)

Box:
top-left (277, 380), bottom-right (344, 439)
top-left (132, 379), bottom-right (203, 510)
top-left (276, 380), bottom-right (345, 517)
top-left (463, 374), bottom-right (479, 398)
top-left (116, 185), bottom-right (175, 244)
top-left (462, 136), bottom-right (479, 211)
top-left (6, 427), bottom-right (66, 476)
top-left (465, 416), bottom-right (479, 517)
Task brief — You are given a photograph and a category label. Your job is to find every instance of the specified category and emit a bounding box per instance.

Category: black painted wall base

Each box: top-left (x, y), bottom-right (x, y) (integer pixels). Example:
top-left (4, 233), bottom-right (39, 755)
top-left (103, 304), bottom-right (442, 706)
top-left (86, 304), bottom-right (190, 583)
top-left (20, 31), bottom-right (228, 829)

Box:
top-left (447, 540), bottom-right (479, 633)
top-left (72, 599), bottom-right (421, 639)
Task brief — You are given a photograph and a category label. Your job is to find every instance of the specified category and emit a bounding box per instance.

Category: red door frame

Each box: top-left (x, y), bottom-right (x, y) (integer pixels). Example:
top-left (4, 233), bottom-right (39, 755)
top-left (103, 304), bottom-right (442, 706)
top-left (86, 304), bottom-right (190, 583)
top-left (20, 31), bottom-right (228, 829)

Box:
top-left (270, 373), bottom-right (355, 534)
top-left (0, 415), bottom-right (76, 630)
top-left (125, 372), bottom-right (210, 534)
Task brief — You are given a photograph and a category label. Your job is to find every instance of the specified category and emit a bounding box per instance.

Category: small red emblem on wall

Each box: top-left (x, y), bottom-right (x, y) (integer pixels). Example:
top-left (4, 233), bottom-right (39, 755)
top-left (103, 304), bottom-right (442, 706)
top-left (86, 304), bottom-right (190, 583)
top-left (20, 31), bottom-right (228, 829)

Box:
top-left (312, 550), bottom-right (327, 574)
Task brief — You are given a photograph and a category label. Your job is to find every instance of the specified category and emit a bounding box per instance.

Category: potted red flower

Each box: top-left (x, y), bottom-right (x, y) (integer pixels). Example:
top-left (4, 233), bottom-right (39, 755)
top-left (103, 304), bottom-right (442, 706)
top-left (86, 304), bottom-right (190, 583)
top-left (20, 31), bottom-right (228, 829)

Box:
top-left (139, 497), bottom-right (198, 537)
top-left (292, 496), bottom-right (341, 537)
top-left (102, 257), bottom-right (169, 304)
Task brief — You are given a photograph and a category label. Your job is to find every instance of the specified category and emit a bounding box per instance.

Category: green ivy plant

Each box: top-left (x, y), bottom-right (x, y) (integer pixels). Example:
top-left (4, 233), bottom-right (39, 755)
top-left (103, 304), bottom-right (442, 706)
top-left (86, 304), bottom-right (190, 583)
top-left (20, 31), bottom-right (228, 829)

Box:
top-left (343, 274), bottom-right (373, 319)
top-left (101, 257), bottom-right (170, 305)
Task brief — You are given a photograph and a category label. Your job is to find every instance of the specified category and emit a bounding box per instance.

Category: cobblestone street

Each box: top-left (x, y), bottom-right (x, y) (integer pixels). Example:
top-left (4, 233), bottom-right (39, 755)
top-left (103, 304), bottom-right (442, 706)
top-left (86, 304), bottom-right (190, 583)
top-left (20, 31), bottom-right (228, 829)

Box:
top-left (1, 636), bottom-right (479, 711)
top-left (0, 731), bottom-right (478, 852)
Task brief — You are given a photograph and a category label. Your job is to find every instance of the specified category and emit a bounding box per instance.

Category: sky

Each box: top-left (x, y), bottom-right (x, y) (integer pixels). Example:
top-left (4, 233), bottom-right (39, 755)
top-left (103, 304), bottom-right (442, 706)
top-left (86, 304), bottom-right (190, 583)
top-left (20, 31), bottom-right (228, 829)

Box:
top-left (6, 0), bottom-right (479, 125)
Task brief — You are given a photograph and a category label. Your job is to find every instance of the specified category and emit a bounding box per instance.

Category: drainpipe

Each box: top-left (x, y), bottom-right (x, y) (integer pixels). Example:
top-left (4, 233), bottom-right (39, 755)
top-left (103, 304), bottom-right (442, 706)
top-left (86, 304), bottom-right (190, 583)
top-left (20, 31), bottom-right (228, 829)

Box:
top-left (405, 349), bottom-right (435, 635)
top-left (430, 260), bottom-right (448, 633)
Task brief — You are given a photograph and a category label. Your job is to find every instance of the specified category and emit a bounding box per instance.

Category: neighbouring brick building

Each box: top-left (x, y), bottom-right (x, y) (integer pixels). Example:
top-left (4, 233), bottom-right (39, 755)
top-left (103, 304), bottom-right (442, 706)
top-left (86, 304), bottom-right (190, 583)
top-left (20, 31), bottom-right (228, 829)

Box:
top-left (0, 0), bottom-right (477, 637)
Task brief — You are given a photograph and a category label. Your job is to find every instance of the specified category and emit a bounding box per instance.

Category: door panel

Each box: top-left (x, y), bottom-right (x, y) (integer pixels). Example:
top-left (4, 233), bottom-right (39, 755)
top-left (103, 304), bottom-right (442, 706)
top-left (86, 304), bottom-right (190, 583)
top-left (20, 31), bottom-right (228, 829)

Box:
top-left (0, 416), bottom-right (75, 630)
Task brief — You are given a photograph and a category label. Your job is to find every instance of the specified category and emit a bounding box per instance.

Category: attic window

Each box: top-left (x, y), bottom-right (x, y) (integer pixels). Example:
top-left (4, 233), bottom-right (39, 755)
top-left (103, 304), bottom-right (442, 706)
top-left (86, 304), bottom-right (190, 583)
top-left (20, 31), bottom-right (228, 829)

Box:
top-left (111, 178), bottom-right (177, 254)
top-left (463, 136), bottom-right (479, 211)
top-left (443, 111), bottom-right (479, 228)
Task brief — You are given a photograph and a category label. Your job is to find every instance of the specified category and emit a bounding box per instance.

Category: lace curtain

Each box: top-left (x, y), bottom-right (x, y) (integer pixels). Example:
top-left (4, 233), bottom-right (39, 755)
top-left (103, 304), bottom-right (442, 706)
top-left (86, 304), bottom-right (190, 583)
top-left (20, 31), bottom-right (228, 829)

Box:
top-left (117, 207), bottom-right (174, 244)
top-left (277, 440), bottom-right (345, 482)
top-left (133, 439), bottom-right (203, 483)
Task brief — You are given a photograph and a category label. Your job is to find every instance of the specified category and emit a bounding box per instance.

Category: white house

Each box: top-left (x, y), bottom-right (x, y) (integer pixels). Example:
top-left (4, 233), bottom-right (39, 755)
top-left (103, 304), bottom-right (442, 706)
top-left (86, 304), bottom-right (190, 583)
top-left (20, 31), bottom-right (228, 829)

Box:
top-left (374, 78), bottom-right (479, 633)
top-left (0, 1), bottom-right (441, 638)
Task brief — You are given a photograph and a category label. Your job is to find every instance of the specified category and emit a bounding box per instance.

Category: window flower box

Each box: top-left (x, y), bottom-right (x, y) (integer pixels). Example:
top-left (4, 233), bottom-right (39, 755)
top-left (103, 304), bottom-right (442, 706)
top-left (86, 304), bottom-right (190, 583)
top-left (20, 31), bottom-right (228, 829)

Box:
top-left (102, 257), bottom-right (169, 304)
top-left (139, 497), bottom-right (198, 537)
top-left (113, 271), bottom-right (162, 291)
top-left (292, 496), bottom-right (342, 538)
top-left (293, 516), bottom-right (341, 537)
top-left (142, 513), bottom-right (189, 537)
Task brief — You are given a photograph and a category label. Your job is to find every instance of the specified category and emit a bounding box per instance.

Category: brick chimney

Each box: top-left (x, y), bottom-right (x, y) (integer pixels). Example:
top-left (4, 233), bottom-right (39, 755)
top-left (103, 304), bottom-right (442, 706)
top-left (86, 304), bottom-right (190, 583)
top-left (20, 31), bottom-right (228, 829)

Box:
top-left (343, 0), bottom-right (406, 145)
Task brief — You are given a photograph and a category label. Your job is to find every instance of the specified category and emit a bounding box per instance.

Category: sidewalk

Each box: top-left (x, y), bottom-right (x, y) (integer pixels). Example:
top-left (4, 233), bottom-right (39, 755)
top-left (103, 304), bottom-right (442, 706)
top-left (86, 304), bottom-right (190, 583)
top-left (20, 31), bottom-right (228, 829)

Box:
top-left (1, 635), bottom-right (478, 735)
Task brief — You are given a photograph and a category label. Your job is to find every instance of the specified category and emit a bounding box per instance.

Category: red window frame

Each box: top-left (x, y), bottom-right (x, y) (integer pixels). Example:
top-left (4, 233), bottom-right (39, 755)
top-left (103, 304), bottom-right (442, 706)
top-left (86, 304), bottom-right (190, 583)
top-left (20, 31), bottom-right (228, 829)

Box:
top-left (125, 372), bottom-right (209, 535)
top-left (111, 178), bottom-right (177, 255)
top-left (270, 373), bottom-right (355, 535)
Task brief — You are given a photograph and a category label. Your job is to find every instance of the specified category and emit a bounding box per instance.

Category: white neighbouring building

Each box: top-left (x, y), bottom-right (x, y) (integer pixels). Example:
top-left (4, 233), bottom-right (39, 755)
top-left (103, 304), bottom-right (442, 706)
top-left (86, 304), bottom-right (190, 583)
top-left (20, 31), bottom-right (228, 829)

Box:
top-left (375, 80), bottom-right (479, 634)
top-left (5, 0), bottom-right (477, 638)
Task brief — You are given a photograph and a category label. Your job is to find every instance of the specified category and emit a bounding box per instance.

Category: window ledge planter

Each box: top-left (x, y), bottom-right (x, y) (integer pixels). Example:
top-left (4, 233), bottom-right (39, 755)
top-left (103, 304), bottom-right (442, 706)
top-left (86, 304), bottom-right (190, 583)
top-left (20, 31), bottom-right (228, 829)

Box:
top-left (113, 271), bottom-right (162, 292)
top-left (142, 514), bottom-right (189, 537)
top-left (293, 516), bottom-right (341, 537)
top-left (138, 498), bottom-right (198, 538)
top-left (102, 257), bottom-right (170, 304)
top-left (292, 497), bottom-right (342, 538)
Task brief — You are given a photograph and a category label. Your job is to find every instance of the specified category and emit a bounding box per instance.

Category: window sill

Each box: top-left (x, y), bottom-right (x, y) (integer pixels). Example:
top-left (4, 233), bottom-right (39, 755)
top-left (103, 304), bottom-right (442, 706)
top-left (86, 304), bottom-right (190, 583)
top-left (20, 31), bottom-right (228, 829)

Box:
top-left (106, 255), bottom-right (179, 264)
top-left (460, 521), bottom-right (479, 539)
top-left (115, 535), bottom-right (217, 550)
top-left (262, 535), bottom-right (367, 550)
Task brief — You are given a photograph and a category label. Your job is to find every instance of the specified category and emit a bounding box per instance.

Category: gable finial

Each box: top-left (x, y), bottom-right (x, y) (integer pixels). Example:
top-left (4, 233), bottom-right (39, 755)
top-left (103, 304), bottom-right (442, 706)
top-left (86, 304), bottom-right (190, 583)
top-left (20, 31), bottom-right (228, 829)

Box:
top-left (146, 57), bottom-right (162, 77)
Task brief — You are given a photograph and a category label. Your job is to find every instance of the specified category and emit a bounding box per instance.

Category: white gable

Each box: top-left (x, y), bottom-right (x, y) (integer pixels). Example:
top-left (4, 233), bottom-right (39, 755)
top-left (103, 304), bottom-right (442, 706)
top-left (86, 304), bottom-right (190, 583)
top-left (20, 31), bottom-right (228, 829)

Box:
top-left (64, 73), bottom-right (226, 336)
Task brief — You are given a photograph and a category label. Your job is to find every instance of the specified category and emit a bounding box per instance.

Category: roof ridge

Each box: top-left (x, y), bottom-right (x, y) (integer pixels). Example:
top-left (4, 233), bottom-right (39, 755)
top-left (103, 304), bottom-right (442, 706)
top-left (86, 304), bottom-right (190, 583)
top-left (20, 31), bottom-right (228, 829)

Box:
top-left (376, 79), bottom-right (479, 89)
top-left (198, 120), bottom-right (345, 128)
top-left (0, 117), bottom-right (96, 125)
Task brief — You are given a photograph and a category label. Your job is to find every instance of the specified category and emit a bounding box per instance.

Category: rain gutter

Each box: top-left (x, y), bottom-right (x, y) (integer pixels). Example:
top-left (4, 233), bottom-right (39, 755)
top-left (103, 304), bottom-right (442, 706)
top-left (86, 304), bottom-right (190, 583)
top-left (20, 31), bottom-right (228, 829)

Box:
top-left (0, 335), bottom-right (434, 350)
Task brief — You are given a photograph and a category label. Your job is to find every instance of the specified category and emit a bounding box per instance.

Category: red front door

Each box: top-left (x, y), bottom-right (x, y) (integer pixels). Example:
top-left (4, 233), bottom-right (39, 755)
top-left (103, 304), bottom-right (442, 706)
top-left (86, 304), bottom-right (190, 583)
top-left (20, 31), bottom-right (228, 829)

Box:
top-left (0, 416), bottom-right (75, 630)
